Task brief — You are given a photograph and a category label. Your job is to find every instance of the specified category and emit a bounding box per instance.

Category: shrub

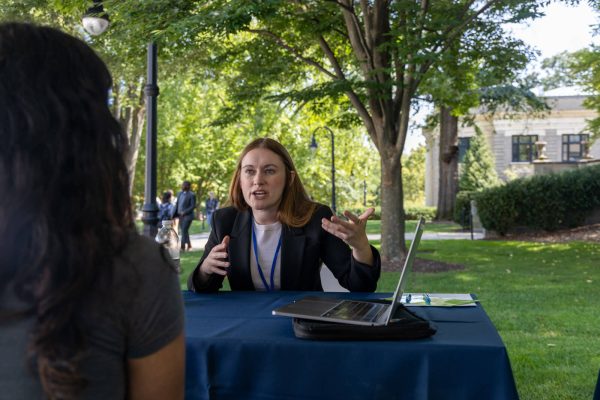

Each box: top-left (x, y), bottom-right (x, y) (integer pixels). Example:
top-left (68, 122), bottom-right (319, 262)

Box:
top-left (344, 206), bottom-right (381, 220)
top-left (453, 191), bottom-right (476, 229)
top-left (405, 206), bottom-right (436, 220)
top-left (476, 164), bottom-right (600, 234)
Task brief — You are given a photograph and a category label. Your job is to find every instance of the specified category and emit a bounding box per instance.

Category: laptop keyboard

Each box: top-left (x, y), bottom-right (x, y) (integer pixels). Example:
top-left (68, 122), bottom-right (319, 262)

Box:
top-left (322, 301), bottom-right (386, 322)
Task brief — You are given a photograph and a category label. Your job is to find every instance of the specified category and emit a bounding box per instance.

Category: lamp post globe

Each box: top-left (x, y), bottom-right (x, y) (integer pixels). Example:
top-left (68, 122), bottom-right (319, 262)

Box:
top-left (82, 1), bottom-right (110, 36)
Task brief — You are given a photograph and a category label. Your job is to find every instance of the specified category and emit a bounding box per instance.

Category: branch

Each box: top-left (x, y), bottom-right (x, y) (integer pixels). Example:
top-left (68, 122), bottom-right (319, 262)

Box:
top-left (315, 22), bottom-right (377, 147)
top-left (360, 0), bottom-right (373, 51)
top-left (414, 0), bottom-right (500, 95)
top-left (427, 0), bottom-right (499, 66)
top-left (324, 0), bottom-right (353, 13)
top-left (245, 29), bottom-right (337, 79)
top-left (416, 0), bottom-right (430, 37)
top-left (318, 35), bottom-right (346, 79)
top-left (317, 33), bottom-right (377, 141)
top-left (338, 0), bottom-right (373, 76)
top-left (346, 90), bottom-right (378, 145)
top-left (393, 53), bottom-right (403, 117)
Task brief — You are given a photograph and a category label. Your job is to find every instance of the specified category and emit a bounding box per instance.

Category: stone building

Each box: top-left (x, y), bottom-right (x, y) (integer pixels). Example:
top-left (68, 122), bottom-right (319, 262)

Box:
top-left (425, 87), bottom-right (600, 207)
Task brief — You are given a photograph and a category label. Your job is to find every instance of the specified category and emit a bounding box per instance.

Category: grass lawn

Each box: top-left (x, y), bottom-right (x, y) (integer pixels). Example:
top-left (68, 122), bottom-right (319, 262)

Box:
top-left (366, 219), bottom-right (462, 234)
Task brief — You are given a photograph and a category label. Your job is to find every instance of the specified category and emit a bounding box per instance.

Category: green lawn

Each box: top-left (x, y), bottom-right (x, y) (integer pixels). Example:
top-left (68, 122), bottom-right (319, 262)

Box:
top-left (367, 219), bottom-right (463, 234)
top-left (179, 238), bottom-right (600, 399)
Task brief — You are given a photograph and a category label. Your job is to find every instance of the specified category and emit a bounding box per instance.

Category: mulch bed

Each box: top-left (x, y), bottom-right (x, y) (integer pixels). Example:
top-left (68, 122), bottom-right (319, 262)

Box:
top-left (485, 223), bottom-right (600, 244)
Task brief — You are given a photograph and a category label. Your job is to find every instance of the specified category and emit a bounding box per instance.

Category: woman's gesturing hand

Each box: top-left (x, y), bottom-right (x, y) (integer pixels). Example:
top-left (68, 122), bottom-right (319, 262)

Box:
top-left (321, 208), bottom-right (374, 266)
top-left (200, 235), bottom-right (230, 276)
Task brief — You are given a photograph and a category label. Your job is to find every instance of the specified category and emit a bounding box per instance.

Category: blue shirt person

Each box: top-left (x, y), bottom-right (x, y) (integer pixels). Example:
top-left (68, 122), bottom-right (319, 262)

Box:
top-left (205, 191), bottom-right (219, 228)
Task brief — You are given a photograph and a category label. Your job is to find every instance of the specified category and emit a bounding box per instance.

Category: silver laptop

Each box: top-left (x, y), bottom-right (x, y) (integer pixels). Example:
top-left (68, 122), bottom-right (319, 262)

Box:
top-left (272, 217), bottom-right (425, 326)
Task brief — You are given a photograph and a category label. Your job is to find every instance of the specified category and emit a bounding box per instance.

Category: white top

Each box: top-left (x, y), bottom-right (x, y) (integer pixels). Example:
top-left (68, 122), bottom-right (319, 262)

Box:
top-left (250, 220), bottom-right (282, 291)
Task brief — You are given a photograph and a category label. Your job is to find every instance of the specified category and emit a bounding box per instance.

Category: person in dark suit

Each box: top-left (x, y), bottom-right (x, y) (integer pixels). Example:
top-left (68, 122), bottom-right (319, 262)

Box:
top-left (187, 138), bottom-right (380, 293)
top-left (173, 181), bottom-right (197, 251)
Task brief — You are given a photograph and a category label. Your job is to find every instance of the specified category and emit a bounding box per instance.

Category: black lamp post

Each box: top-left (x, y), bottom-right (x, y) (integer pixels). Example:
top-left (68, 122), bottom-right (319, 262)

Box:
top-left (141, 42), bottom-right (159, 237)
top-left (310, 126), bottom-right (336, 215)
top-left (82, 2), bottom-right (159, 237)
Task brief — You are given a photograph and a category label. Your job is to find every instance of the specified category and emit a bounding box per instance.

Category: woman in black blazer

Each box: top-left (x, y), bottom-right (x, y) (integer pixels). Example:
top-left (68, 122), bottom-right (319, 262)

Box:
top-left (187, 138), bottom-right (381, 292)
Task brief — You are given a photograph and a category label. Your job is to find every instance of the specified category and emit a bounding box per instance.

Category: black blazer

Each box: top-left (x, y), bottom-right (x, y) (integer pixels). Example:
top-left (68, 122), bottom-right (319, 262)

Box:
top-left (187, 205), bottom-right (381, 292)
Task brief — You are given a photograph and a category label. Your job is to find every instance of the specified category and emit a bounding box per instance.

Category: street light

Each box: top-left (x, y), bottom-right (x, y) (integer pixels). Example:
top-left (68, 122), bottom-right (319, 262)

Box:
top-left (82, 2), bottom-right (160, 237)
top-left (82, 1), bottom-right (110, 36)
top-left (141, 42), bottom-right (160, 237)
top-left (310, 126), bottom-right (336, 215)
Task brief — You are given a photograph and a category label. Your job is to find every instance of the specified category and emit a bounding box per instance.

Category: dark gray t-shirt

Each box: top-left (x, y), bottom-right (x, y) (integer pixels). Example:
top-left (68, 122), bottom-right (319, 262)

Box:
top-left (0, 234), bottom-right (184, 399)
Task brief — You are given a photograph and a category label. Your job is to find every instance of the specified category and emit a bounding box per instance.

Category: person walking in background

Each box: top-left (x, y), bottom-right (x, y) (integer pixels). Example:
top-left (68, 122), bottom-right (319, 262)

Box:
top-left (205, 191), bottom-right (219, 229)
top-left (174, 180), bottom-right (196, 251)
top-left (157, 190), bottom-right (175, 226)
top-left (187, 137), bottom-right (380, 293)
top-left (0, 22), bottom-right (184, 399)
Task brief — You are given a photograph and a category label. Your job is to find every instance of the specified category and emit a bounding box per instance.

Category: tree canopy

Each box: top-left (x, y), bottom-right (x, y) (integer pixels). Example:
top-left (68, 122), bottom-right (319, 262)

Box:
top-left (8, 0), bottom-right (594, 266)
top-left (3, 0), bottom-right (560, 266)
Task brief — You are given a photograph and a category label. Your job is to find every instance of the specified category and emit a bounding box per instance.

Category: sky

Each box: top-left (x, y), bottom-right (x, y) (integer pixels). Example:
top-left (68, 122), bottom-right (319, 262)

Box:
top-left (507, 2), bottom-right (599, 61)
top-left (405, 2), bottom-right (600, 153)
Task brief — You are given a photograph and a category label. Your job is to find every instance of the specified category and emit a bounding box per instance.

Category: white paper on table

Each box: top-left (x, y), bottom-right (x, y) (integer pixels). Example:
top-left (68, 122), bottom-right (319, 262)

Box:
top-left (399, 293), bottom-right (477, 307)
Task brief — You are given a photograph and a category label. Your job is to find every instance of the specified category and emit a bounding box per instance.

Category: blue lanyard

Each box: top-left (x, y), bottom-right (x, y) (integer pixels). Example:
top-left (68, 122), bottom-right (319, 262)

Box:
top-left (251, 222), bottom-right (282, 291)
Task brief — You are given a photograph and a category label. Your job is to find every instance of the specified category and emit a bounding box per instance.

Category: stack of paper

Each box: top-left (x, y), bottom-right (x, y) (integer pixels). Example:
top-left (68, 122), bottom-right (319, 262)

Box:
top-left (400, 293), bottom-right (477, 307)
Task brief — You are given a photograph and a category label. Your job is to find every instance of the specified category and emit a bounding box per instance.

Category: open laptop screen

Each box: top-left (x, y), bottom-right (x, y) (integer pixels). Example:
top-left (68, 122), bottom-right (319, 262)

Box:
top-left (384, 217), bottom-right (425, 325)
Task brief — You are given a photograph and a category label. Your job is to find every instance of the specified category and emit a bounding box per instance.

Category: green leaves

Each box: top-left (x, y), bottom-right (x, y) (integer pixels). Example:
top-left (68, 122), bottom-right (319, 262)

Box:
top-left (459, 127), bottom-right (501, 192)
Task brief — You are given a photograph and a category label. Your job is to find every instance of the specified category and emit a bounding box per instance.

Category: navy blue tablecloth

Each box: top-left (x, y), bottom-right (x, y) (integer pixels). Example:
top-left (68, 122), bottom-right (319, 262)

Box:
top-left (184, 291), bottom-right (519, 400)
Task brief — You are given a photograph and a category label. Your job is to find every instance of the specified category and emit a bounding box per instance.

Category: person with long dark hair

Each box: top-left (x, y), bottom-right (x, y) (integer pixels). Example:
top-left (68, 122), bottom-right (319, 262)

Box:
top-left (0, 23), bottom-right (184, 399)
top-left (187, 137), bottom-right (381, 292)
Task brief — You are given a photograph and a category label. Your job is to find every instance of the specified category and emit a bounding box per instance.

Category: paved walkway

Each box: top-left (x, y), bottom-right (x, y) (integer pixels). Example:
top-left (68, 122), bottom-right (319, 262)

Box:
top-left (187, 230), bottom-right (484, 252)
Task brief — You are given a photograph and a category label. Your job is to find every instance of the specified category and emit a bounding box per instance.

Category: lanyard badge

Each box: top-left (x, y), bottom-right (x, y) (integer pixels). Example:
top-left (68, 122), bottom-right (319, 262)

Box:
top-left (251, 222), bottom-right (282, 291)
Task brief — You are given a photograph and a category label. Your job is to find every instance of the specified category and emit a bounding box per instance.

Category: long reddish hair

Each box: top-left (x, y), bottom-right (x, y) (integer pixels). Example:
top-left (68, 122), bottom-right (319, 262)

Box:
top-left (228, 138), bottom-right (318, 227)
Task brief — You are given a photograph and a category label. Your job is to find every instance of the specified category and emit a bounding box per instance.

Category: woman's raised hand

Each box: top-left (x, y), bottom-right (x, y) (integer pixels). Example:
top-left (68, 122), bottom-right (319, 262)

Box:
top-left (200, 235), bottom-right (230, 276)
top-left (321, 208), bottom-right (374, 266)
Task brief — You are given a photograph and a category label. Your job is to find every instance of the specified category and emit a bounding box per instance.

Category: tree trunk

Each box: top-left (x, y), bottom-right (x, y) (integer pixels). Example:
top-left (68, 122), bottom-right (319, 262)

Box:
top-left (117, 84), bottom-right (146, 196)
top-left (379, 150), bottom-right (407, 270)
top-left (123, 105), bottom-right (146, 195)
top-left (435, 106), bottom-right (459, 220)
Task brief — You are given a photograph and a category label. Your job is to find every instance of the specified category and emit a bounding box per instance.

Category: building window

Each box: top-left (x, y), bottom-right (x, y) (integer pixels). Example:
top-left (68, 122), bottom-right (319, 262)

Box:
top-left (562, 134), bottom-right (589, 162)
top-left (512, 135), bottom-right (538, 162)
top-left (458, 137), bottom-right (471, 163)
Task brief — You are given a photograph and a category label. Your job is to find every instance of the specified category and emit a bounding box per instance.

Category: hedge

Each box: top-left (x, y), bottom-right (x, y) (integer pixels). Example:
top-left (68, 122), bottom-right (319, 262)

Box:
top-left (405, 206), bottom-right (436, 221)
top-left (475, 164), bottom-right (600, 234)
